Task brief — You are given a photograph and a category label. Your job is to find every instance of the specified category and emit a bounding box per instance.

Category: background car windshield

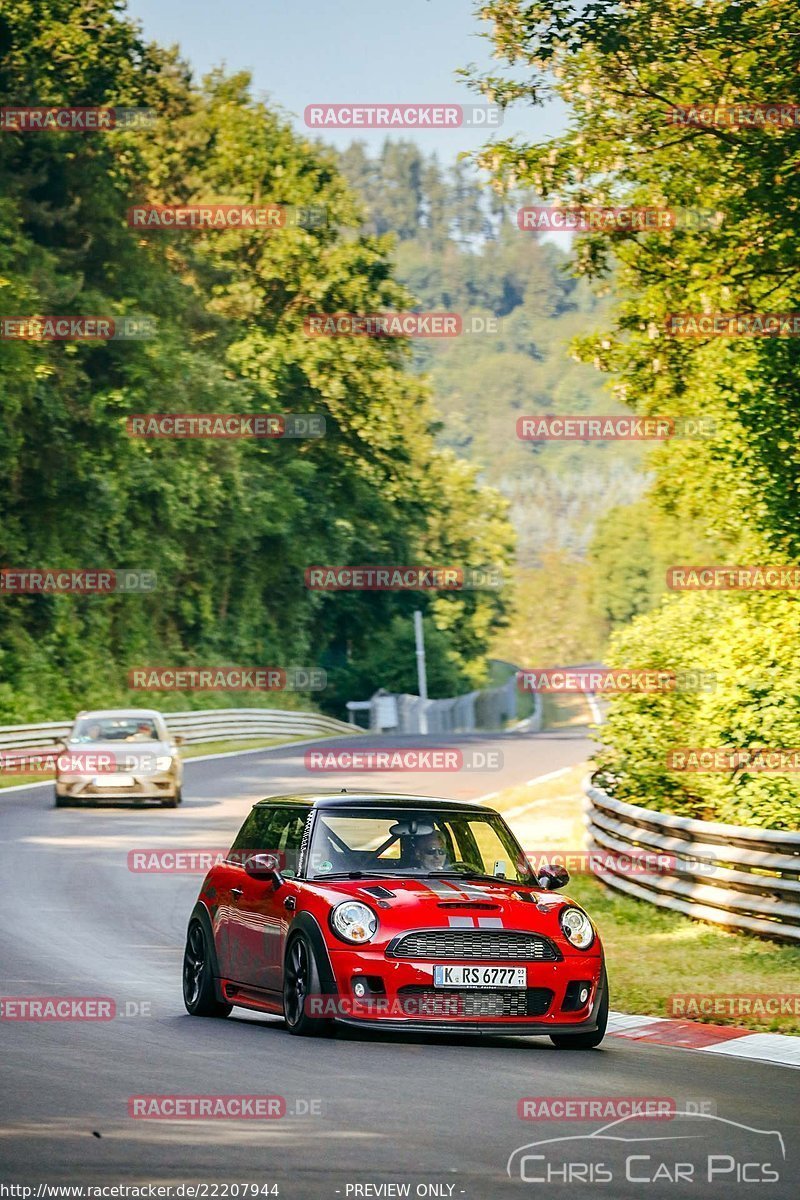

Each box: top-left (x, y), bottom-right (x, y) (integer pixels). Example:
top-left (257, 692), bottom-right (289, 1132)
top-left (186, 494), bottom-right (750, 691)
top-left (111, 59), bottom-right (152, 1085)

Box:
top-left (308, 808), bottom-right (531, 882)
top-left (71, 717), bottom-right (161, 742)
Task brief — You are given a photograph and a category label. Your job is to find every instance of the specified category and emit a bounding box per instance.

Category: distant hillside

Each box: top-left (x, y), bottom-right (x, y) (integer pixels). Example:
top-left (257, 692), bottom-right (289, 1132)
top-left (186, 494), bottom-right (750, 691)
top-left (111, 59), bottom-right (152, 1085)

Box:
top-left (337, 141), bottom-right (648, 569)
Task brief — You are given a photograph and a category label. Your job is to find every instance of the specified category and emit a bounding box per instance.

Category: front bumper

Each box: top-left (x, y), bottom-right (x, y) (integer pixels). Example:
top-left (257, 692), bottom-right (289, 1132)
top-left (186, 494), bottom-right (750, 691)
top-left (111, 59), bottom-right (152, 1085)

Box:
top-left (324, 946), bottom-right (603, 1031)
top-left (56, 771), bottom-right (178, 800)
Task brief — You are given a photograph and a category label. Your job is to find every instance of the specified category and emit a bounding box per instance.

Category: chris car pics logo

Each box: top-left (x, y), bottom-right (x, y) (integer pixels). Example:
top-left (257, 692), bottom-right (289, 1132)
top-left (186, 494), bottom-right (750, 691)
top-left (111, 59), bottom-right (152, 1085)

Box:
top-left (507, 1113), bottom-right (785, 1185)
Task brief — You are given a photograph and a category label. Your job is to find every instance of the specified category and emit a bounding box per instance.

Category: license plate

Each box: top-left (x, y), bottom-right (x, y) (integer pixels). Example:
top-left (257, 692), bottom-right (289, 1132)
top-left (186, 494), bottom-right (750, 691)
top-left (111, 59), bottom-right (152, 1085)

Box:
top-left (433, 965), bottom-right (527, 988)
top-left (93, 774), bottom-right (135, 787)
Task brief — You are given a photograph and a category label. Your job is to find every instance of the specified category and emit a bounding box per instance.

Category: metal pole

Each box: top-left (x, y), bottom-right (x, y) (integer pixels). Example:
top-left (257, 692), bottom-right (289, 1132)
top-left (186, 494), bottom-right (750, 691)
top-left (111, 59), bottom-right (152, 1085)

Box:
top-left (413, 610), bottom-right (428, 735)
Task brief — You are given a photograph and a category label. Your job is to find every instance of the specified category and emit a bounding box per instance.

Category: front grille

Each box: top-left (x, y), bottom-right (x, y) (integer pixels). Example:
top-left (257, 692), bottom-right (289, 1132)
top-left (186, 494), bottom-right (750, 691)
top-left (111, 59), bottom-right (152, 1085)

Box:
top-left (397, 986), bottom-right (553, 1019)
top-left (388, 930), bottom-right (561, 962)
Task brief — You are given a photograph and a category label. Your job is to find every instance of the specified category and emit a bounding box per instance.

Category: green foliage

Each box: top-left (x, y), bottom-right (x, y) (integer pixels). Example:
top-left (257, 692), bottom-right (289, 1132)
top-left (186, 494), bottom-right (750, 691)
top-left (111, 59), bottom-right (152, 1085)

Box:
top-left (588, 498), bottom-right (725, 630)
top-left (0, 0), bottom-right (513, 721)
top-left (337, 140), bottom-right (647, 622)
top-left (490, 555), bottom-right (602, 667)
top-left (594, 592), bottom-right (800, 830)
top-left (471, 0), bottom-right (800, 828)
top-left (469, 0), bottom-right (800, 560)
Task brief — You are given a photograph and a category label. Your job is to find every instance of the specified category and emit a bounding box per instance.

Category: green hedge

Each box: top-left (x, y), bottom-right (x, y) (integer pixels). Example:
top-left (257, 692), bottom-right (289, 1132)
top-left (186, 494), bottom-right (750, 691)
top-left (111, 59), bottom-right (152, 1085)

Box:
top-left (593, 591), bottom-right (800, 830)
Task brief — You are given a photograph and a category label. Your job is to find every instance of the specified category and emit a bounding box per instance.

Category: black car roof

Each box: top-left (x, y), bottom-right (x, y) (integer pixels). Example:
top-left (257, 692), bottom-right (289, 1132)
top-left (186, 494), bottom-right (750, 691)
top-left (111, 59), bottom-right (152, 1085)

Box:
top-left (252, 791), bottom-right (493, 814)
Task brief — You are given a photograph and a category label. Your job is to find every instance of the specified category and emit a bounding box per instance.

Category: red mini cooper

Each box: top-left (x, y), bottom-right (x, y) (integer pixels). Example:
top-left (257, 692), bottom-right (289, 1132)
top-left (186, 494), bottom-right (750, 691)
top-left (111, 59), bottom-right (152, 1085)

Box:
top-left (182, 792), bottom-right (608, 1046)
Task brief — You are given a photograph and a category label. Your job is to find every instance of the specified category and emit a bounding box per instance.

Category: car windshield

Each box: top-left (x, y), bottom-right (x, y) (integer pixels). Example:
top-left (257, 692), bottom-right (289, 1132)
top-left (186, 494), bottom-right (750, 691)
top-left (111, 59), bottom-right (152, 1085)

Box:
top-left (70, 716), bottom-right (161, 742)
top-left (307, 807), bottom-right (533, 883)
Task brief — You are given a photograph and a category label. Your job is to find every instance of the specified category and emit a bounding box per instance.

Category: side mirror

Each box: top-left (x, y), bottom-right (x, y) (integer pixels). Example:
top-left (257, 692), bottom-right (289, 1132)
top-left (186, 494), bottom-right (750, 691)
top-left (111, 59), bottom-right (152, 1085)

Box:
top-left (536, 863), bottom-right (570, 890)
top-left (244, 852), bottom-right (284, 887)
top-left (173, 734), bottom-right (186, 746)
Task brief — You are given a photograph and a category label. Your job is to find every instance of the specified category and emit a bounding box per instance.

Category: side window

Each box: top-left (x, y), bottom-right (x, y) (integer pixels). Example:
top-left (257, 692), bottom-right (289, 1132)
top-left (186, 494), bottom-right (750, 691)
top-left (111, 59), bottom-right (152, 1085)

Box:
top-left (230, 809), bottom-right (273, 854)
top-left (229, 807), bottom-right (308, 876)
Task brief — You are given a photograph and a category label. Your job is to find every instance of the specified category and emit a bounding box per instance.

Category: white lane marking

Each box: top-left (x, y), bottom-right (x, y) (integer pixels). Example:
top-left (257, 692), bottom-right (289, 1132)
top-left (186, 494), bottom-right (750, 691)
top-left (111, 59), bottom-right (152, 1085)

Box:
top-left (185, 734), bottom-right (339, 764)
top-left (0, 779), bottom-right (52, 795)
top-left (474, 767), bottom-right (574, 809)
top-left (524, 766), bottom-right (571, 787)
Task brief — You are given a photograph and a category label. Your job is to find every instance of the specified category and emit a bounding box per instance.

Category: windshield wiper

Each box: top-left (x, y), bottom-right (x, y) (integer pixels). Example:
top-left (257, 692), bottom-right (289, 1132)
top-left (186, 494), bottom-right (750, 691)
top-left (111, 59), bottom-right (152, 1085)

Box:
top-left (310, 871), bottom-right (371, 880)
top-left (428, 870), bottom-right (518, 884)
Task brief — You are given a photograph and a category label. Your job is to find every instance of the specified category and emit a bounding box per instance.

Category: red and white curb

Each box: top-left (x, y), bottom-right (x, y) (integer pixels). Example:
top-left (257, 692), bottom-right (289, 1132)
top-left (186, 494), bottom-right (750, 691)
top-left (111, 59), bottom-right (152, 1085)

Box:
top-left (608, 1011), bottom-right (800, 1069)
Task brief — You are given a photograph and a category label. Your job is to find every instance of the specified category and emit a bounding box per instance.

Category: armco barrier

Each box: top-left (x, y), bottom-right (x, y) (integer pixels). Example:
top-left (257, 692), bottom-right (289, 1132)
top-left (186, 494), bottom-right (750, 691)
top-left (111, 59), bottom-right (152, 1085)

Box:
top-left (347, 665), bottom-right (542, 735)
top-left (0, 707), bottom-right (360, 762)
top-left (584, 776), bottom-right (800, 943)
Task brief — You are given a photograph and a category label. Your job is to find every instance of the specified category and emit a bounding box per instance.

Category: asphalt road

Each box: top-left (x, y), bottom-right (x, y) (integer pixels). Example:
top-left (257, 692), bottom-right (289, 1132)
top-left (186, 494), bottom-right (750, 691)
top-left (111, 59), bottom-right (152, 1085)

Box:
top-left (0, 728), bottom-right (797, 1200)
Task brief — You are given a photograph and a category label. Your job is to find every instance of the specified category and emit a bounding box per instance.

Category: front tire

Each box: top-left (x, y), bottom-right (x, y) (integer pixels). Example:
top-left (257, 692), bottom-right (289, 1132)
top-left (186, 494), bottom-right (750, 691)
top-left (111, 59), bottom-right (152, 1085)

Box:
top-left (283, 933), bottom-right (332, 1036)
top-left (182, 919), bottom-right (232, 1017)
top-left (550, 978), bottom-right (609, 1049)
top-left (54, 791), bottom-right (69, 808)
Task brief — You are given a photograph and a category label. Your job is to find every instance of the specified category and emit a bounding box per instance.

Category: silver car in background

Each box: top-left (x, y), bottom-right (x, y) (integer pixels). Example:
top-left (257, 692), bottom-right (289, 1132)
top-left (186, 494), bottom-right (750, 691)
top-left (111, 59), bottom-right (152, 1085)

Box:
top-left (54, 708), bottom-right (184, 808)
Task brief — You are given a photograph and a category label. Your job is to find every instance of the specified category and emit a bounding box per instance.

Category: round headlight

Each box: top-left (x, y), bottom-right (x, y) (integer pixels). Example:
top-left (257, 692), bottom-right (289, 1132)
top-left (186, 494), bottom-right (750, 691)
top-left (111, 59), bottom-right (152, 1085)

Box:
top-left (330, 901), bottom-right (378, 944)
top-left (559, 906), bottom-right (595, 950)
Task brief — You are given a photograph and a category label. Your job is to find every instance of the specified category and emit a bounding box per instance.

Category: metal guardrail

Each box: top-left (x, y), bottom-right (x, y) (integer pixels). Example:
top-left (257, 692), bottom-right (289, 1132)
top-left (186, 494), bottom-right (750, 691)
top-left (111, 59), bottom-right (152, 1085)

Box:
top-left (347, 669), bottom-right (542, 736)
top-left (0, 707), bottom-right (360, 760)
top-left (584, 777), bottom-right (800, 943)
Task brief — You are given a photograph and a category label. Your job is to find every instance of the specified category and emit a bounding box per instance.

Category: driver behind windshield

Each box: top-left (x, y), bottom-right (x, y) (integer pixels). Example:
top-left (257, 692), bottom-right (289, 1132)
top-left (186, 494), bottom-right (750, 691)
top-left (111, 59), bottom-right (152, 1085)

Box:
top-left (411, 831), bottom-right (450, 870)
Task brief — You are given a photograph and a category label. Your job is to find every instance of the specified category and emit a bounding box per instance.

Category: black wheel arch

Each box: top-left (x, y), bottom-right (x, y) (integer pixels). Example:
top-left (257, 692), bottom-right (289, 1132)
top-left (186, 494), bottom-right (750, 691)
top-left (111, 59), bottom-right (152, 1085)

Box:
top-left (285, 911), bottom-right (338, 995)
top-left (188, 902), bottom-right (225, 996)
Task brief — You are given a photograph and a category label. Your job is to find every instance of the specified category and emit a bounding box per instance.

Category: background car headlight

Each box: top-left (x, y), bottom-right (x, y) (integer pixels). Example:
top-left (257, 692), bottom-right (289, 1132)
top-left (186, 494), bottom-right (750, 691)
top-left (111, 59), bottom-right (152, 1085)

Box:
top-left (559, 906), bottom-right (595, 950)
top-left (155, 755), bottom-right (174, 772)
top-left (330, 901), bottom-right (378, 944)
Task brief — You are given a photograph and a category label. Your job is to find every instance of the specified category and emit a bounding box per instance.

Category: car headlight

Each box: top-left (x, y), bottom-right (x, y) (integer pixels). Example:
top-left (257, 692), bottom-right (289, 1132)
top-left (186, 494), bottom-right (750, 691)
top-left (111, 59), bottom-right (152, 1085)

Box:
top-left (155, 755), bottom-right (174, 772)
top-left (330, 901), bottom-right (378, 944)
top-left (559, 906), bottom-right (595, 950)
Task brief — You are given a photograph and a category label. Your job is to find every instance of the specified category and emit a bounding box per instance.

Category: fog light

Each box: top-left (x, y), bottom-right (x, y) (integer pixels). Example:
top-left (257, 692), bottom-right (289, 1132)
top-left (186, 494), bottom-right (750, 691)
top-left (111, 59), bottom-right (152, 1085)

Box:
top-left (579, 986), bottom-right (590, 1005)
top-left (353, 980), bottom-right (367, 998)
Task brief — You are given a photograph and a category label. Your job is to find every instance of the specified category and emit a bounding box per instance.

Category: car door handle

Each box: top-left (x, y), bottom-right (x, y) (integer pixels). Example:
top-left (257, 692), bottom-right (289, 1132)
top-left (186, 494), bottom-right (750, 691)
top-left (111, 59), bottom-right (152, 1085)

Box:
top-left (231, 888), bottom-right (244, 898)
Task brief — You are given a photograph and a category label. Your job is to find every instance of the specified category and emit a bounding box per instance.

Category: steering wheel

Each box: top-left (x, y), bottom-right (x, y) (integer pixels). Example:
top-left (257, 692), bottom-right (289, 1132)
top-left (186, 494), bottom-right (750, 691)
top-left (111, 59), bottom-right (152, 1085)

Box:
top-left (448, 860), bottom-right (479, 873)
